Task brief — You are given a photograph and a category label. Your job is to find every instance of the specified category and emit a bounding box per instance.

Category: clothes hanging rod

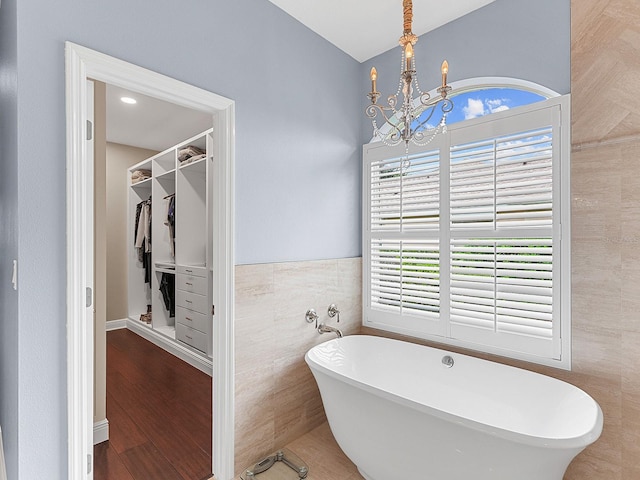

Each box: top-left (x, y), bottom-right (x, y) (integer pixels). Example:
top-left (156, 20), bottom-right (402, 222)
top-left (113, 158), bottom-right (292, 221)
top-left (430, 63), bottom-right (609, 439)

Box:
top-left (163, 193), bottom-right (175, 199)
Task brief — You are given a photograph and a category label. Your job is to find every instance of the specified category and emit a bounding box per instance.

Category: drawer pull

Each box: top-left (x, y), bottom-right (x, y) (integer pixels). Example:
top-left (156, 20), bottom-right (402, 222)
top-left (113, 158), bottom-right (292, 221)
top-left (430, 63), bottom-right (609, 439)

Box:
top-left (186, 300), bottom-right (192, 303)
top-left (186, 335), bottom-right (193, 340)
top-left (186, 282), bottom-right (193, 286)
top-left (186, 269), bottom-right (193, 273)
top-left (185, 316), bottom-right (192, 321)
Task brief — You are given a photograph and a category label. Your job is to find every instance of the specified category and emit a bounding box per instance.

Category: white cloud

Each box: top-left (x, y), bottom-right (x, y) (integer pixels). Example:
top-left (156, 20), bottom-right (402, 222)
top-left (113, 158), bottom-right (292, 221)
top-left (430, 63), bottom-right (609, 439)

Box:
top-left (486, 99), bottom-right (504, 108)
top-left (462, 97), bottom-right (511, 119)
top-left (463, 98), bottom-right (486, 119)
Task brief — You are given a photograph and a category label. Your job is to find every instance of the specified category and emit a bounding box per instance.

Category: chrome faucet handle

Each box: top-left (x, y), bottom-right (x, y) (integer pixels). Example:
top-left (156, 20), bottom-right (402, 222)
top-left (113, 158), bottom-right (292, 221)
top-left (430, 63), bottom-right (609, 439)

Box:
top-left (305, 309), bottom-right (319, 328)
top-left (328, 303), bottom-right (340, 323)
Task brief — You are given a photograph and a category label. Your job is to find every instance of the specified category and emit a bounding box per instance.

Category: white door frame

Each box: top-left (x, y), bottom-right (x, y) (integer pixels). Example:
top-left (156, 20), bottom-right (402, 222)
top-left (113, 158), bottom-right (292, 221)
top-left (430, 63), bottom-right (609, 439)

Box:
top-left (65, 42), bottom-right (235, 480)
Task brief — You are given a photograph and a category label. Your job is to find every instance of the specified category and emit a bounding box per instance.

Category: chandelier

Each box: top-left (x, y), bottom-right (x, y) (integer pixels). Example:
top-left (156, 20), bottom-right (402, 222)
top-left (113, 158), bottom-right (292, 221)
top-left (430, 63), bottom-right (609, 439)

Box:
top-left (366, 0), bottom-right (453, 149)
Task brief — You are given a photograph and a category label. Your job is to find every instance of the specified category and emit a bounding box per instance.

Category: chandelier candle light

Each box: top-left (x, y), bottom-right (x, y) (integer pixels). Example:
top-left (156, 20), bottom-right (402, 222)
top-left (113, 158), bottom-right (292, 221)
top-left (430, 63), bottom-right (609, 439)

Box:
top-left (367, 0), bottom-right (453, 149)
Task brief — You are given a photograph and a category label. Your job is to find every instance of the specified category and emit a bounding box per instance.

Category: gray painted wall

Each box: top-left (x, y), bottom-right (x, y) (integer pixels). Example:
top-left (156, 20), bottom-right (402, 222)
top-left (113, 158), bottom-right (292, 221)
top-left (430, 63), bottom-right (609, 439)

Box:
top-left (360, 0), bottom-right (571, 143)
top-left (0, 0), bottom-right (19, 478)
top-left (0, 0), bottom-right (569, 478)
top-left (6, 0), bottom-right (361, 477)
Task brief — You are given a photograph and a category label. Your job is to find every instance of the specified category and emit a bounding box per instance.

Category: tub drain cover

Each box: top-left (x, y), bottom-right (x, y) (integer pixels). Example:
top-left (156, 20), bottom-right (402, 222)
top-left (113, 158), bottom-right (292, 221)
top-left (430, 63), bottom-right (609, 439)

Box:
top-left (240, 448), bottom-right (308, 479)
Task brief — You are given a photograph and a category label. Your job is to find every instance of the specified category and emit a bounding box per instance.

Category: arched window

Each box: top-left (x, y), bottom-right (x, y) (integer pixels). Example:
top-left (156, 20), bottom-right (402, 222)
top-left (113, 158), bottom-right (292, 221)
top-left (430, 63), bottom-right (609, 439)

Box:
top-left (434, 83), bottom-right (550, 125)
top-left (362, 78), bottom-right (571, 369)
top-left (373, 77), bottom-right (559, 141)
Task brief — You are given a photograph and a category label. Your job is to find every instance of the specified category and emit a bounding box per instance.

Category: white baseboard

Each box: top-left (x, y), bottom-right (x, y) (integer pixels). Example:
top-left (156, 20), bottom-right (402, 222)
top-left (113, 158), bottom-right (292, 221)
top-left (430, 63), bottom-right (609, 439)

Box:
top-left (126, 318), bottom-right (213, 376)
top-left (93, 419), bottom-right (109, 445)
top-left (106, 318), bottom-right (127, 331)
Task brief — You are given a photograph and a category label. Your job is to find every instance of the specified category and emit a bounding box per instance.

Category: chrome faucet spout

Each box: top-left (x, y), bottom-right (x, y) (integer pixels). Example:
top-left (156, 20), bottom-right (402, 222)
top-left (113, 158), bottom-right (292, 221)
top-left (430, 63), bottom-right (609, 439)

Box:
top-left (317, 323), bottom-right (343, 338)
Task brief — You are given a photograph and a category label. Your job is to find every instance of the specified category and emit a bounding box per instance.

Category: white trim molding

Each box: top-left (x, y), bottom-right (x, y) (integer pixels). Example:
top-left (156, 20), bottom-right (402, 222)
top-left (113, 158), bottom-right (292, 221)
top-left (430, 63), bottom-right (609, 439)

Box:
top-left (66, 42), bottom-right (235, 480)
top-left (105, 319), bottom-right (127, 331)
top-left (443, 76), bottom-right (561, 99)
top-left (93, 419), bottom-right (109, 446)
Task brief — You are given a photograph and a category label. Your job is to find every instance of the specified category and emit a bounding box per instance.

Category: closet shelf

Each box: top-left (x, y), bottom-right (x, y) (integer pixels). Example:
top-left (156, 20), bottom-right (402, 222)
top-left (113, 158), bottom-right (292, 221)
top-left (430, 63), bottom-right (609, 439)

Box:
top-left (131, 177), bottom-right (152, 188)
top-left (156, 168), bottom-right (176, 180)
top-left (156, 267), bottom-right (176, 274)
top-left (155, 261), bottom-right (176, 274)
top-left (179, 156), bottom-right (207, 173)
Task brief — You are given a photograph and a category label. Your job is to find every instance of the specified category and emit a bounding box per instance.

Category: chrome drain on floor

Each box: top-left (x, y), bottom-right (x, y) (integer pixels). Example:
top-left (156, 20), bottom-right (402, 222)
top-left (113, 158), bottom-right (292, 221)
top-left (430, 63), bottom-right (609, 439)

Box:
top-left (240, 449), bottom-right (308, 479)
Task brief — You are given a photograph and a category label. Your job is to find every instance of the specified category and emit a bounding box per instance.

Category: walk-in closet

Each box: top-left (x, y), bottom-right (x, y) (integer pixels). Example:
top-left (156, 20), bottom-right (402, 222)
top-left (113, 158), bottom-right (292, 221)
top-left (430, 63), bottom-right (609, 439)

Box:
top-left (129, 129), bottom-right (214, 359)
top-left (93, 81), bottom-right (216, 480)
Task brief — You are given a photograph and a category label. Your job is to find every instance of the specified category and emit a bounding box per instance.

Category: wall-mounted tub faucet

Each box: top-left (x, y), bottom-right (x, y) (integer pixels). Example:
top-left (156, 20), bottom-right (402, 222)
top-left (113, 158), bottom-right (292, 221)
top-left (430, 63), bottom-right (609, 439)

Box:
top-left (318, 323), bottom-right (343, 338)
top-left (305, 309), bottom-right (319, 328)
top-left (328, 303), bottom-right (340, 323)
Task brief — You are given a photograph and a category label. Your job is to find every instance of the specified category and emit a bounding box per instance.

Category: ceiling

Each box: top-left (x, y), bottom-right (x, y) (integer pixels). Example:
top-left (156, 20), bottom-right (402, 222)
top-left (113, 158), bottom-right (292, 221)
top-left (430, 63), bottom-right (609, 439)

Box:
top-left (106, 84), bottom-right (212, 152)
top-left (267, 0), bottom-right (497, 62)
top-left (106, 1), bottom-right (497, 150)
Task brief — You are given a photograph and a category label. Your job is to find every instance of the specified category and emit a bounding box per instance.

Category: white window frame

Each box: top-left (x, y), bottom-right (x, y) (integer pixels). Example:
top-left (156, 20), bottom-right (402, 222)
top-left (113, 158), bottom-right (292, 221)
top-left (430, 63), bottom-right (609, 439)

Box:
top-left (363, 94), bottom-right (571, 369)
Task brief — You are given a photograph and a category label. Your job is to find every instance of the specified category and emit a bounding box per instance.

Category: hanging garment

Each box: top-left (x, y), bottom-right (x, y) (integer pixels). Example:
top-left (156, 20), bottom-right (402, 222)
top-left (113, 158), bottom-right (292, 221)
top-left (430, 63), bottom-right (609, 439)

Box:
top-left (134, 202), bottom-right (144, 262)
top-left (159, 273), bottom-right (175, 317)
top-left (135, 197), bottom-right (152, 282)
top-left (135, 200), bottom-right (149, 249)
top-left (164, 195), bottom-right (176, 258)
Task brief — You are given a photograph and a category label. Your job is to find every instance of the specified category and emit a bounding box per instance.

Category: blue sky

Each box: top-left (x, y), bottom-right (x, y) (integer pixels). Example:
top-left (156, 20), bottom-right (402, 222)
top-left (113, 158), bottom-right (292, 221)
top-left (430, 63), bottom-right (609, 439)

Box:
top-left (414, 88), bottom-right (546, 130)
top-left (444, 88), bottom-right (545, 125)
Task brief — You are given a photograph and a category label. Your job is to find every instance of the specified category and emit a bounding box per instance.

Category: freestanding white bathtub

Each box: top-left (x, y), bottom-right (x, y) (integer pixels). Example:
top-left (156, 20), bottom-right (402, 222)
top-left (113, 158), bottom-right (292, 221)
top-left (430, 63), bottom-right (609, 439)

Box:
top-left (305, 335), bottom-right (603, 480)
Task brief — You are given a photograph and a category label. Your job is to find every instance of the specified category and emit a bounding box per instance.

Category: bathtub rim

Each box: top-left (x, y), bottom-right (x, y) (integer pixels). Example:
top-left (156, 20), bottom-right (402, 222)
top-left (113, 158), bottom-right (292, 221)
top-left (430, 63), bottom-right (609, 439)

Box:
top-left (305, 335), bottom-right (603, 451)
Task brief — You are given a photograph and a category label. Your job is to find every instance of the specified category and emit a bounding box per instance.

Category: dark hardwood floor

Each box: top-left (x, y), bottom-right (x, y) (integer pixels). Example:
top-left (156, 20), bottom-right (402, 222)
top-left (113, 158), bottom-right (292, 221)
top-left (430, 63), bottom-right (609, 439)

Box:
top-left (94, 329), bottom-right (212, 480)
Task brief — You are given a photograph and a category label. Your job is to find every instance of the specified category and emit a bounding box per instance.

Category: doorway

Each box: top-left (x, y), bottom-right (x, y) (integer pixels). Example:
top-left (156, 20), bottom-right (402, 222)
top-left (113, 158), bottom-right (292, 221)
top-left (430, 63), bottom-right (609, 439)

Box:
top-left (66, 42), bottom-right (235, 480)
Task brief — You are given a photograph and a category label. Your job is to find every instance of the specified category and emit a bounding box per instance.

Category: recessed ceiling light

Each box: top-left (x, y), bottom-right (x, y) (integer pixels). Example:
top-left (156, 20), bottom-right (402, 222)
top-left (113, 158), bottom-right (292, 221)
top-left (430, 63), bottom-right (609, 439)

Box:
top-left (121, 96), bottom-right (137, 105)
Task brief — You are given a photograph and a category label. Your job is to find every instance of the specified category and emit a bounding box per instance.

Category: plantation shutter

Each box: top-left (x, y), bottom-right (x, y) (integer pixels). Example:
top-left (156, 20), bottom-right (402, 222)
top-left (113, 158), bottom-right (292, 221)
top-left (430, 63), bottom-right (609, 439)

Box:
top-left (367, 147), bottom-right (444, 335)
top-left (448, 107), bottom-right (560, 359)
top-left (363, 96), bottom-right (569, 365)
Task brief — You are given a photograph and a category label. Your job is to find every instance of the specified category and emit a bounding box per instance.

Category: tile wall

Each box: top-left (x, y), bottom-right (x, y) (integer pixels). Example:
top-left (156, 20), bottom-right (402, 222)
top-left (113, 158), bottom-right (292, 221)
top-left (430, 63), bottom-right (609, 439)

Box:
top-left (568, 1), bottom-right (640, 477)
top-left (234, 258), bottom-right (362, 475)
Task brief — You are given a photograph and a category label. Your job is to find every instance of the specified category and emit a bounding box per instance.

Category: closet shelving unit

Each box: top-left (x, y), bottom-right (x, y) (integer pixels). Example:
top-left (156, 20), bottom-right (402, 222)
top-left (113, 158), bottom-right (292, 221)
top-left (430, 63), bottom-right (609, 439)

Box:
top-left (127, 129), bottom-right (214, 374)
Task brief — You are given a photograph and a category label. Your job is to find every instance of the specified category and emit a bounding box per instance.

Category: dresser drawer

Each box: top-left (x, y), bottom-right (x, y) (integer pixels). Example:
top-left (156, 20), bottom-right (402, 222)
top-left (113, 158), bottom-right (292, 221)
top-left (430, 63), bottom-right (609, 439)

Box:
top-left (176, 265), bottom-right (207, 278)
top-left (176, 323), bottom-right (207, 353)
top-left (176, 306), bottom-right (209, 333)
top-left (176, 273), bottom-right (208, 295)
top-left (176, 289), bottom-right (208, 314)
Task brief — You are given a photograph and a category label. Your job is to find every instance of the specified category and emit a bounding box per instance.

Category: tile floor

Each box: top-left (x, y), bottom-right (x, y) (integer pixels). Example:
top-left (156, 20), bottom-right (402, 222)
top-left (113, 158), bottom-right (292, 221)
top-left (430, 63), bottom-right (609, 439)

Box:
top-left (230, 422), bottom-right (364, 480)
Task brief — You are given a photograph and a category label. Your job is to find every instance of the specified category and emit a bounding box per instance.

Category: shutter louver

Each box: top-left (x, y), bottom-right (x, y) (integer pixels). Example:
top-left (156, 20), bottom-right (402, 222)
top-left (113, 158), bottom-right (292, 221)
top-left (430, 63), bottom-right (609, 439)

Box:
top-left (370, 239), bottom-right (440, 319)
top-left (370, 240), bottom-right (402, 312)
top-left (451, 127), bottom-right (553, 229)
top-left (370, 151), bottom-right (439, 232)
top-left (450, 125), bottom-right (555, 344)
top-left (451, 238), bottom-right (553, 339)
top-left (400, 240), bottom-right (440, 317)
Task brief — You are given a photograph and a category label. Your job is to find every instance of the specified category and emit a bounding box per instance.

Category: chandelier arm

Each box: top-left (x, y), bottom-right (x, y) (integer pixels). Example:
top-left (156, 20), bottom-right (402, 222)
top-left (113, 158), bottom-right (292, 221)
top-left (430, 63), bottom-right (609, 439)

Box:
top-left (418, 92), bottom-right (433, 107)
top-left (416, 99), bottom-right (454, 130)
top-left (414, 113), bottom-right (443, 136)
top-left (366, 104), bottom-right (404, 140)
top-left (387, 94), bottom-right (399, 110)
